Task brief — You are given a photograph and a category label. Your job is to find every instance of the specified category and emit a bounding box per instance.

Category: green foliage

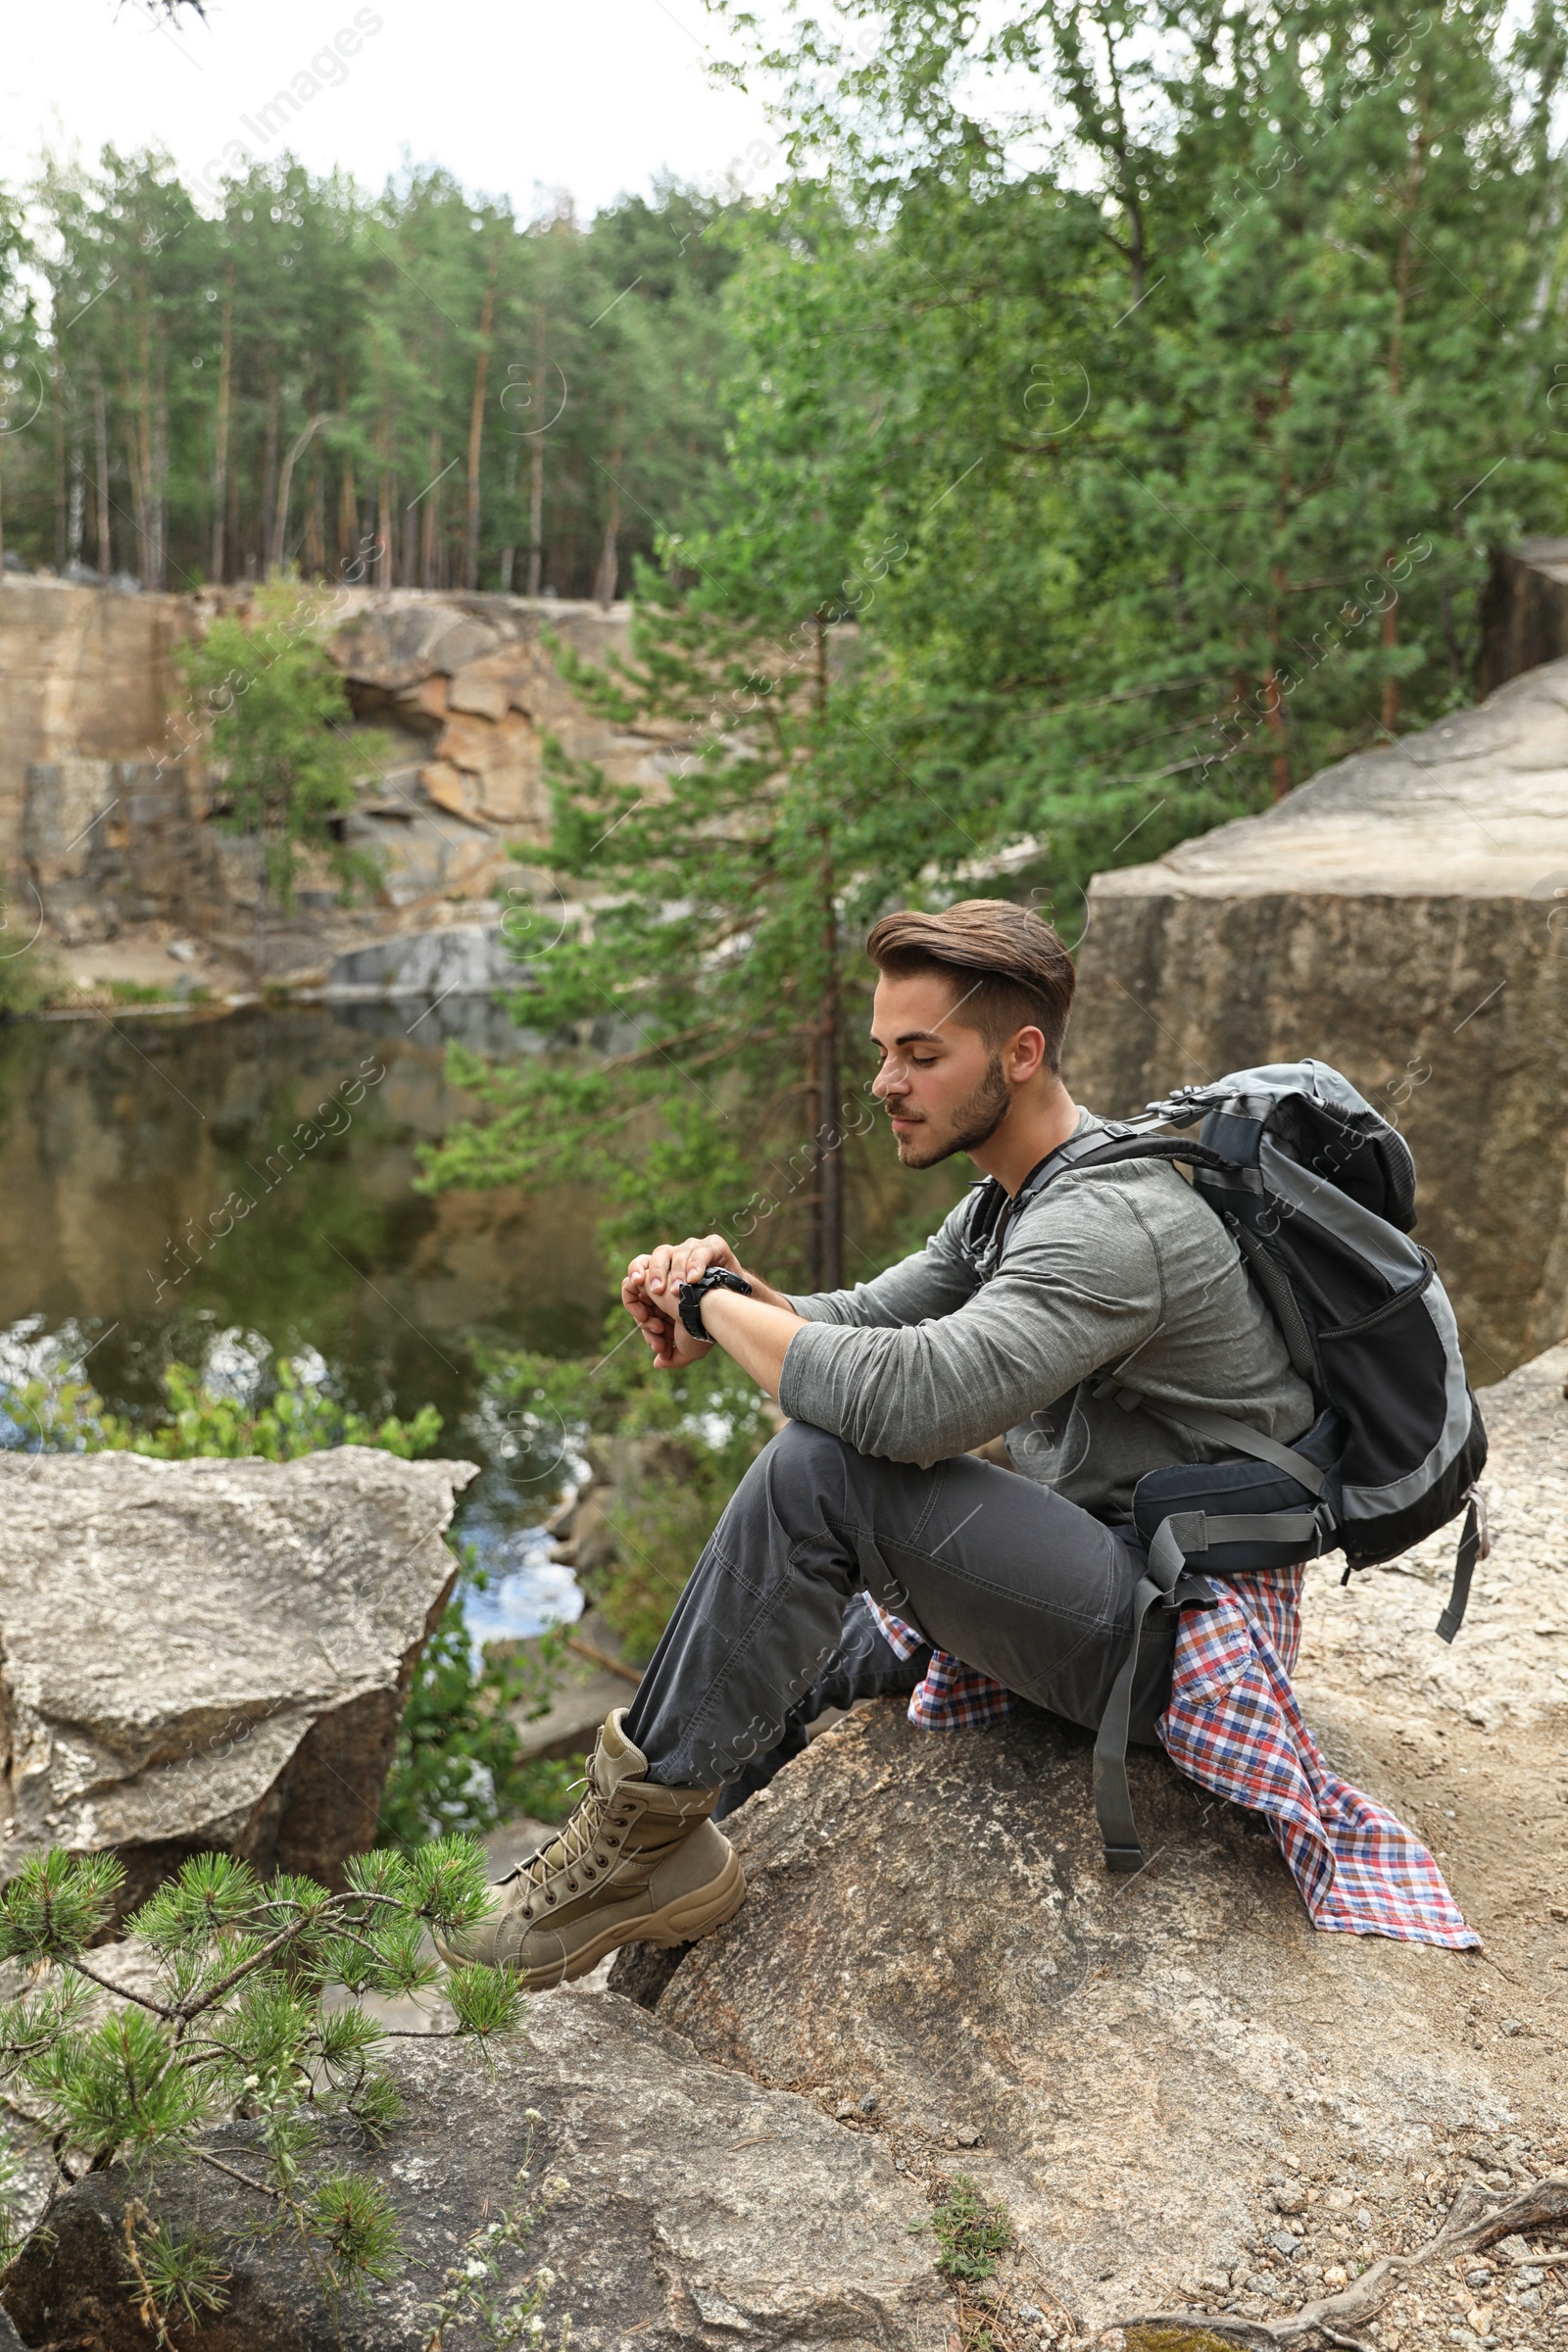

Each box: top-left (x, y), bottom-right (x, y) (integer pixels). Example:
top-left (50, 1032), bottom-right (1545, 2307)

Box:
top-left (0, 1842), bottom-right (520, 2324)
top-left (123, 2208), bottom-right (232, 2335)
top-left (419, 575), bottom-right (971, 1284)
top-left (309, 2172), bottom-right (404, 2292)
top-left (0, 1353), bottom-right (442, 1462)
top-left (445, 1962), bottom-right (528, 2041)
top-left (176, 583), bottom-right (382, 909)
top-left (0, 1846), bottom-right (125, 1963)
top-left (708, 0), bottom-right (1568, 878)
top-left (114, 1355), bottom-right (442, 1462)
top-left (376, 1585), bottom-right (570, 1849)
top-left (478, 1332), bottom-right (775, 1665)
top-left (0, 918), bottom-right (58, 1018)
top-left (915, 2174), bottom-right (1015, 2283)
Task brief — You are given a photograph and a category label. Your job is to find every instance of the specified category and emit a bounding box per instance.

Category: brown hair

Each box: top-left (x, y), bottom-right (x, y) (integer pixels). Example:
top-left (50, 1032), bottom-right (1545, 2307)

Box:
top-left (864, 899), bottom-right (1076, 1069)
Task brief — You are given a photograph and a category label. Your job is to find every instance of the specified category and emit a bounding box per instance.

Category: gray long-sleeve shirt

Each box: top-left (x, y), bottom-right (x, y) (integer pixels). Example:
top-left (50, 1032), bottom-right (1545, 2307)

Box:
top-left (781, 1112), bottom-right (1314, 1522)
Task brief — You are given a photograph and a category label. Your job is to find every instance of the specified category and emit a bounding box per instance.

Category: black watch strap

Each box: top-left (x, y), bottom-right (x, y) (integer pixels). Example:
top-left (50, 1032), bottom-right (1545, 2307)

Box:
top-left (677, 1265), bottom-right (754, 1339)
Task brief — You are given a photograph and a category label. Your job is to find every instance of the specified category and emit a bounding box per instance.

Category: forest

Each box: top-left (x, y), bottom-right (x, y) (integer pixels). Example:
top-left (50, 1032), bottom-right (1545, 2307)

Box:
top-left (4, 0), bottom-right (1568, 1294)
top-left (0, 161), bottom-right (741, 602)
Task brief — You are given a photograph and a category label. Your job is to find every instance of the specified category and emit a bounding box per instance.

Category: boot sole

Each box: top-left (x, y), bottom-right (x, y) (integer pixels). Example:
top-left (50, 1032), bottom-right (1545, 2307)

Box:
top-left (514, 1846), bottom-right (747, 1992)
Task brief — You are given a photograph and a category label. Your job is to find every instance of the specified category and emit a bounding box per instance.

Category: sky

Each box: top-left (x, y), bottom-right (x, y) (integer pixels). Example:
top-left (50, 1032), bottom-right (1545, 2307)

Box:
top-left (0, 0), bottom-right (784, 222)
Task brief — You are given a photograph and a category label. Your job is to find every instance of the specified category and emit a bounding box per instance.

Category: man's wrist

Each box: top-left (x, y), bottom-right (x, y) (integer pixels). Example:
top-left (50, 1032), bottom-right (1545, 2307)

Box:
top-left (678, 1265), bottom-right (754, 1339)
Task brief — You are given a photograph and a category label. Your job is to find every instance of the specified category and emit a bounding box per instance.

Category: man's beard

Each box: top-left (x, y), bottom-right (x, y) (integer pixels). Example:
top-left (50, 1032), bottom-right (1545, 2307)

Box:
top-left (893, 1054), bottom-right (1010, 1167)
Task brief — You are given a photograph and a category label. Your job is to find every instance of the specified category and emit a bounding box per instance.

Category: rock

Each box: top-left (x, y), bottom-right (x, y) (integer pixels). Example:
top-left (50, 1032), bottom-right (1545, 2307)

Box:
top-left (328, 599), bottom-right (506, 693)
top-left (0, 581), bottom-right (196, 897)
top-left (1294, 1340), bottom-right (1568, 1737)
top-left (0, 1987), bottom-right (948, 2350)
top-left (324, 920), bottom-right (519, 1000)
top-left (1063, 656), bottom-right (1568, 1375)
top-left (23, 756), bottom-right (218, 939)
top-left (427, 708), bottom-right (543, 824)
top-left (0, 584), bottom-right (695, 975)
top-left (508, 1610), bottom-right (642, 1764)
top-left (613, 1341), bottom-right (1568, 2329)
top-left (0, 1447), bottom-right (476, 1918)
top-left (1480, 537), bottom-right (1568, 693)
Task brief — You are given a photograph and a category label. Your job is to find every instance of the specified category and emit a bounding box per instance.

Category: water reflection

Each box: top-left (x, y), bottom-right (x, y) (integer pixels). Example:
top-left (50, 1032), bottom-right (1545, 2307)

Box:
top-left (0, 1002), bottom-right (610, 1628)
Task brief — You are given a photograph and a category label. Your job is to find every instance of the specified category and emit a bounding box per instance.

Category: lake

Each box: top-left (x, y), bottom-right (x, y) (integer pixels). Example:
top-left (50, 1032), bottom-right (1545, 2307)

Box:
top-left (0, 998), bottom-right (613, 1638)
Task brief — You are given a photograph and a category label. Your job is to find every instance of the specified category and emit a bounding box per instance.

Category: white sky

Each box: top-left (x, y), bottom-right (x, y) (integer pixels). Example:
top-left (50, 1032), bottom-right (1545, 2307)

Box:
top-left (0, 0), bottom-right (783, 222)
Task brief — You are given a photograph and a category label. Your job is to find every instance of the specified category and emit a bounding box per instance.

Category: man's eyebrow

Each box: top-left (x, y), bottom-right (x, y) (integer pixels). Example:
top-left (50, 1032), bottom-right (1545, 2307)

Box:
top-left (874, 1028), bottom-right (947, 1046)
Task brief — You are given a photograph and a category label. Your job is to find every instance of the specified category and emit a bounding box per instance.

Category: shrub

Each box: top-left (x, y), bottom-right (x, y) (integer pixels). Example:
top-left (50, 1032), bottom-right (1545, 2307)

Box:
top-left (0, 1842), bottom-right (540, 2330)
top-left (176, 581), bottom-right (385, 910)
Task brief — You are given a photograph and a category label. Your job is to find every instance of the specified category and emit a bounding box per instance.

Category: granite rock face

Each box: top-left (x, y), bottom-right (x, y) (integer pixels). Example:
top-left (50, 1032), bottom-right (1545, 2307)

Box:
top-left (0, 1446), bottom-right (475, 1914)
top-left (611, 1346), bottom-right (1568, 2336)
top-left (1063, 657), bottom-right (1568, 1375)
top-left (0, 578), bottom-right (196, 896)
top-left (326, 590), bottom-right (690, 906)
top-left (0, 1988), bottom-right (949, 2352)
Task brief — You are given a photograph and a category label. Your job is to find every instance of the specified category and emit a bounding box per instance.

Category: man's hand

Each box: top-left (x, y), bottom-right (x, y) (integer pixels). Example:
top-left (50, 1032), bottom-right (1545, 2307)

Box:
top-left (621, 1234), bottom-right (790, 1374)
top-left (621, 1234), bottom-right (730, 1371)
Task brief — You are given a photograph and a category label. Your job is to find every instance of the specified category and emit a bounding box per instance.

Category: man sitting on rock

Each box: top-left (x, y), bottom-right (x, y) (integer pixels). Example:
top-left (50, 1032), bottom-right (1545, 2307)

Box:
top-left (440, 899), bottom-right (1476, 1986)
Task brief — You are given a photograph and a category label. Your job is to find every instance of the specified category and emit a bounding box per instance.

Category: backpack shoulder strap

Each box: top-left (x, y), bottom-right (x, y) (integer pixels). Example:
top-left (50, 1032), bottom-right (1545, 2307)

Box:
top-left (1092, 1382), bottom-right (1330, 1498)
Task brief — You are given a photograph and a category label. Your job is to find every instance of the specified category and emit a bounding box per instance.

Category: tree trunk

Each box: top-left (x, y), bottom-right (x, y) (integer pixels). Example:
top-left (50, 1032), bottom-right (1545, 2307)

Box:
top-left (1380, 562), bottom-right (1401, 734)
top-left (338, 456), bottom-right (357, 572)
top-left (593, 431), bottom-right (623, 609)
top-left (270, 415), bottom-right (332, 576)
top-left (526, 305), bottom-right (546, 595)
top-left (420, 429), bottom-right (441, 588)
top-left (305, 461), bottom-right (325, 578)
top-left (464, 251), bottom-right (498, 591)
top-left (498, 441), bottom-right (517, 591)
top-left (375, 416), bottom-right (393, 589)
top-left (1379, 104), bottom-right (1426, 743)
top-left (68, 444), bottom-right (84, 567)
top-left (808, 614), bottom-right (843, 1290)
top-left (52, 366), bottom-right (67, 572)
top-left (260, 379), bottom-right (280, 579)
top-left (211, 267), bottom-right (233, 582)
top-left (148, 372), bottom-right (168, 591)
top-left (93, 373), bottom-right (112, 577)
top-left (1263, 668), bottom-right (1292, 803)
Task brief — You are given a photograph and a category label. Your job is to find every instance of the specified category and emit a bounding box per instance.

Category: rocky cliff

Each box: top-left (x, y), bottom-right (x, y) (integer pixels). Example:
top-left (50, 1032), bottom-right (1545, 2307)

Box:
top-left (1063, 658), bottom-right (1568, 1376)
top-left (0, 582), bottom-right (674, 985)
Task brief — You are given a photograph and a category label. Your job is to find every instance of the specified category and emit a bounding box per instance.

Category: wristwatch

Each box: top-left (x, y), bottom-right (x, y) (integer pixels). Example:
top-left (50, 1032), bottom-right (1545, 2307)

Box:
top-left (677, 1265), bottom-right (754, 1339)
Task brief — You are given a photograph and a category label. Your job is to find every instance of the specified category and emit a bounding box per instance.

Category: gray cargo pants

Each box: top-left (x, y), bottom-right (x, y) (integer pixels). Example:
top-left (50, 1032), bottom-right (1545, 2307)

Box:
top-left (622, 1419), bottom-right (1174, 1792)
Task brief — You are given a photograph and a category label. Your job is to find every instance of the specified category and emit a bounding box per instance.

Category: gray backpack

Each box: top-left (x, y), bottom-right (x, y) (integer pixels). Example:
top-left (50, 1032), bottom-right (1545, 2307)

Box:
top-left (968, 1059), bottom-right (1488, 1872)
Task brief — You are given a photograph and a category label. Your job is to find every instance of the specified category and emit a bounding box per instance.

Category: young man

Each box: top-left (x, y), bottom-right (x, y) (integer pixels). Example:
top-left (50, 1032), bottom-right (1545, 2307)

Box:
top-left (441, 899), bottom-right (1474, 1986)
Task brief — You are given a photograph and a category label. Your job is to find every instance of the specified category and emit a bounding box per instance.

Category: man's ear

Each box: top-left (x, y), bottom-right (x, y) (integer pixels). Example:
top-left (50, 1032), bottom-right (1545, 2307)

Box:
top-left (1007, 1024), bottom-right (1050, 1084)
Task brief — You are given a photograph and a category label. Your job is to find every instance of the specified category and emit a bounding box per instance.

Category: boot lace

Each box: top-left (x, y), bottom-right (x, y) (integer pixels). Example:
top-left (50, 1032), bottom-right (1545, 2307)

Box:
top-left (518, 1780), bottom-right (637, 1917)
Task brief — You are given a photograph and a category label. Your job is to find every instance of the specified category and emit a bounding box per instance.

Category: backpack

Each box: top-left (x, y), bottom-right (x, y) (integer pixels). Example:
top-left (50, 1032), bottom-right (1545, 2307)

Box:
top-left (964, 1058), bottom-right (1489, 1874)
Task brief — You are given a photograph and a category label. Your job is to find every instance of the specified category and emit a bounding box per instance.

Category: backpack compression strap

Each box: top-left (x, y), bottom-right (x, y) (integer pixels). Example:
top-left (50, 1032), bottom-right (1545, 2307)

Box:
top-left (1437, 1490), bottom-right (1486, 1643)
top-left (1094, 1507), bottom-right (1319, 1874)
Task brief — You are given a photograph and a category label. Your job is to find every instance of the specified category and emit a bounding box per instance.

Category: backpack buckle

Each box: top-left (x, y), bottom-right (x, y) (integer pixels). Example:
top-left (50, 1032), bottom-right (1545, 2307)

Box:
top-left (1464, 1482), bottom-right (1491, 1560)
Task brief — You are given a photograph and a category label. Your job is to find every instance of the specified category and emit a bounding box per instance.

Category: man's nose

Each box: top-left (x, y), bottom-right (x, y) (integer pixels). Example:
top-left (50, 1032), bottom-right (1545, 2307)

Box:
top-left (873, 1059), bottom-right (907, 1101)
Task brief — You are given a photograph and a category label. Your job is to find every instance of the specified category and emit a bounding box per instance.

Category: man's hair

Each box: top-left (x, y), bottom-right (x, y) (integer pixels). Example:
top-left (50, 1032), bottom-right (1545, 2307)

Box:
top-left (864, 899), bottom-right (1076, 1070)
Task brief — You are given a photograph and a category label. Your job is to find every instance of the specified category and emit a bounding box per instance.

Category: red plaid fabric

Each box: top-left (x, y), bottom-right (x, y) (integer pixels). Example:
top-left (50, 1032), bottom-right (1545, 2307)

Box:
top-left (864, 1574), bottom-right (1477, 1949)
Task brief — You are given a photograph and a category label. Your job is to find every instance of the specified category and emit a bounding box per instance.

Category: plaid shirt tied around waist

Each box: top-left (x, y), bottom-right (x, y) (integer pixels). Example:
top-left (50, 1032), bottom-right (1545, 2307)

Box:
top-left (863, 1568), bottom-right (1477, 1950)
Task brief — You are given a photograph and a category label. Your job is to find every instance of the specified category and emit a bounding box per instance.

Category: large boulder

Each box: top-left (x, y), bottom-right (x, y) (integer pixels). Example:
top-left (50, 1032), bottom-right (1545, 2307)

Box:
top-left (612, 1344), bottom-right (1568, 2340)
top-left (1062, 657), bottom-right (1568, 1376)
top-left (0, 1447), bottom-right (476, 1916)
top-left (0, 1985), bottom-right (949, 2351)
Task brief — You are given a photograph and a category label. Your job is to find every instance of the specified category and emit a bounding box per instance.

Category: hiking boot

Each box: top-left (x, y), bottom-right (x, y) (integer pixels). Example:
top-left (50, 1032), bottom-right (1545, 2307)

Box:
top-left (436, 1708), bottom-right (745, 1989)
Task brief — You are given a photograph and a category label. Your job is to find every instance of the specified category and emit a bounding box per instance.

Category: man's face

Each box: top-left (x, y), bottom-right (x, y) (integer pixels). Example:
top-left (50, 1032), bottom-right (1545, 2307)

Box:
top-left (869, 970), bottom-right (1017, 1169)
